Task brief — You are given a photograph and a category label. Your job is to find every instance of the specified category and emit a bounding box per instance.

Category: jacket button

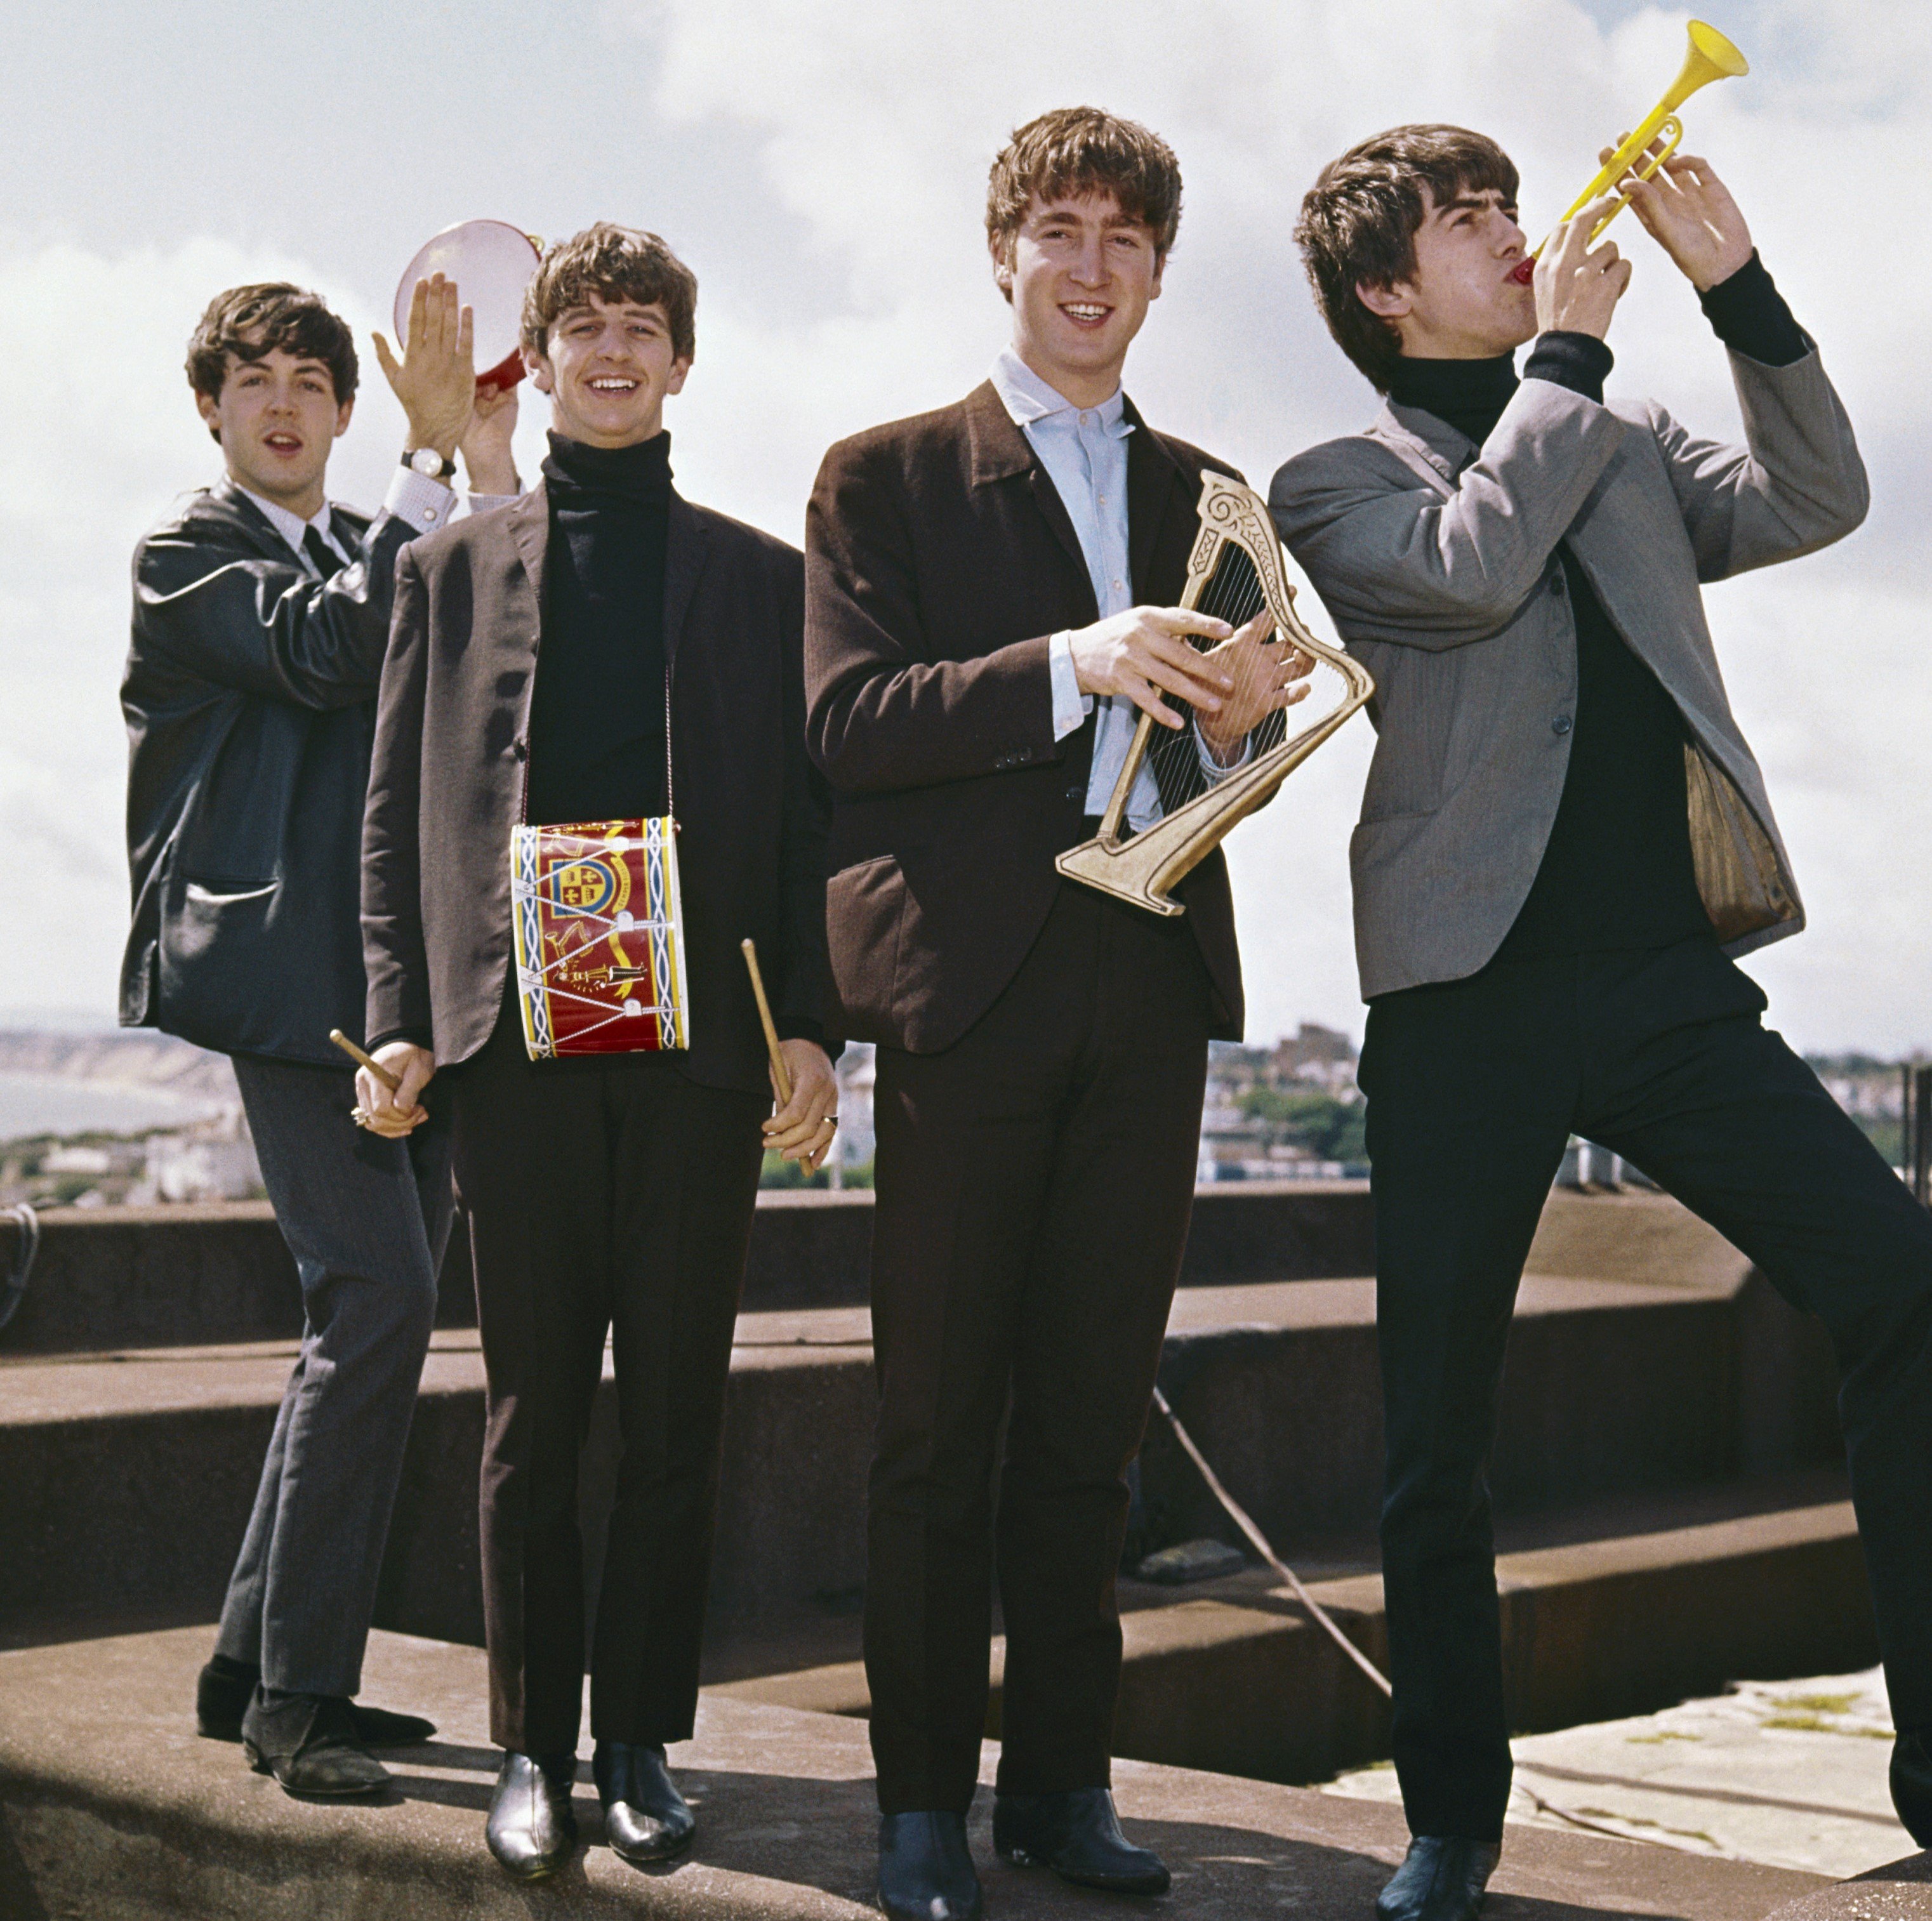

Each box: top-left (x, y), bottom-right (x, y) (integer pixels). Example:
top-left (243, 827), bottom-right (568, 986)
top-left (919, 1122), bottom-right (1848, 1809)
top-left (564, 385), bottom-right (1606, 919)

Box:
top-left (1552, 714), bottom-right (1573, 736)
top-left (1013, 747), bottom-right (1032, 764)
top-left (512, 737), bottom-right (529, 760)
top-left (1065, 784), bottom-right (1085, 803)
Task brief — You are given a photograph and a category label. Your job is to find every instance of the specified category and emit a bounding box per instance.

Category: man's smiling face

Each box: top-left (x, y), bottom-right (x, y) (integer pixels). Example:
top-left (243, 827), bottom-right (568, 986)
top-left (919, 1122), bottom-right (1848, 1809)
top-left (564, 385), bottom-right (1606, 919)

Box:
top-left (198, 341), bottom-right (351, 513)
top-left (996, 191), bottom-right (1163, 404)
top-left (527, 293), bottom-right (689, 448)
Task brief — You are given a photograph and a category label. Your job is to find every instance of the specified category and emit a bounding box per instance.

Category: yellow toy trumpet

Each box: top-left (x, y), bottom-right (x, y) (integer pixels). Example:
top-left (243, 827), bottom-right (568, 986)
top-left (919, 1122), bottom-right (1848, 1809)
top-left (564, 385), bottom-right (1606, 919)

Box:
top-left (1512, 19), bottom-right (1749, 282)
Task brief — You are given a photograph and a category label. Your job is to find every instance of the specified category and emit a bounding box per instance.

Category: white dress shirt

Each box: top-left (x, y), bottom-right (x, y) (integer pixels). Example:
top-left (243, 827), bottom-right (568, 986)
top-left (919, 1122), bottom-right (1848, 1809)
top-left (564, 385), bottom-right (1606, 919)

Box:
top-left (239, 466), bottom-right (458, 576)
top-left (988, 347), bottom-right (1243, 833)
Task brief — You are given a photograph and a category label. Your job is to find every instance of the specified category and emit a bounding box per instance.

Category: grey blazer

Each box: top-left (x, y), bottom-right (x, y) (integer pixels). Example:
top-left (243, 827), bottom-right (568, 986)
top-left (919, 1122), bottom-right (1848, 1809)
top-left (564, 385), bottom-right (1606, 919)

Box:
top-left (1269, 348), bottom-right (1868, 1000)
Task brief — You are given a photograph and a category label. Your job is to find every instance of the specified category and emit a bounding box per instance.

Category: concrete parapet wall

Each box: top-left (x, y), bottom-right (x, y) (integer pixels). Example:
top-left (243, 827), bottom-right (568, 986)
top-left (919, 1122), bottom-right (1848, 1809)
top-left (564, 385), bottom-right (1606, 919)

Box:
top-left (0, 1182), bottom-right (1381, 1357)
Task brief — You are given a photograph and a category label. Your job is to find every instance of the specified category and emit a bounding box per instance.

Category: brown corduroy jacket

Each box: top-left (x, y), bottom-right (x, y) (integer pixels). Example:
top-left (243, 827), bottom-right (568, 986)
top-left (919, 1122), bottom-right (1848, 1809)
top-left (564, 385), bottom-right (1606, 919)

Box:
top-left (805, 380), bottom-right (1247, 1053)
top-left (361, 481), bottom-right (833, 1095)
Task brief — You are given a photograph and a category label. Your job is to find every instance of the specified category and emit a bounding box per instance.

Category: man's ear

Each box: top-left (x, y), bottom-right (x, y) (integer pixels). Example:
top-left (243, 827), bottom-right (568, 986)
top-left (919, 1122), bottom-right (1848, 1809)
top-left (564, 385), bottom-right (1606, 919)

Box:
top-left (333, 398), bottom-right (355, 440)
top-left (989, 235), bottom-right (1016, 304)
top-left (524, 346), bottom-right (554, 396)
top-left (195, 390), bottom-right (223, 446)
top-left (666, 356), bottom-right (692, 398)
top-left (1355, 279), bottom-right (1412, 320)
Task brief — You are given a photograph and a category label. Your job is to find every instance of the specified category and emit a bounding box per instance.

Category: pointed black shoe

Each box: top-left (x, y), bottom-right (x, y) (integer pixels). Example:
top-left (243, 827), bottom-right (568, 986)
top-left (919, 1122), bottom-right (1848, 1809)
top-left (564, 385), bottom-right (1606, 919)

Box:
top-left (1377, 1837), bottom-right (1502, 1921)
top-left (878, 1811), bottom-right (983, 1921)
top-left (197, 1656), bottom-right (435, 1747)
top-left (1892, 1729), bottom-right (1932, 1847)
top-left (241, 1690), bottom-right (390, 1799)
top-left (993, 1787), bottom-right (1170, 1895)
top-left (486, 1752), bottom-right (579, 1881)
top-left (593, 1740), bottom-right (696, 1865)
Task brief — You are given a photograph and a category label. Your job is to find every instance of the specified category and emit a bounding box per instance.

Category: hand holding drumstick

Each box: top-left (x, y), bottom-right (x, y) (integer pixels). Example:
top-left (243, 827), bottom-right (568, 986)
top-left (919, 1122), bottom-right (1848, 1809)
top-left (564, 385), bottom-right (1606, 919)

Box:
top-left (741, 941), bottom-right (839, 1175)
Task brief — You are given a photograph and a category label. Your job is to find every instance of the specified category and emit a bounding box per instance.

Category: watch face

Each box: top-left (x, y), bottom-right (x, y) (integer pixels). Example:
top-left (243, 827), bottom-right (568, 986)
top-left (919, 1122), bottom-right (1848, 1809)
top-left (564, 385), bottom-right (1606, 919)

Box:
top-left (411, 449), bottom-right (439, 475)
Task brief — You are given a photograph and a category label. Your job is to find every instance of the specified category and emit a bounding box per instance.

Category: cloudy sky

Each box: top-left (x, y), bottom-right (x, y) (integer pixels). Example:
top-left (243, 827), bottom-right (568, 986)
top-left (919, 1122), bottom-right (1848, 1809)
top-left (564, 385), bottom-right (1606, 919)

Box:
top-left (2, 0), bottom-right (1926, 1050)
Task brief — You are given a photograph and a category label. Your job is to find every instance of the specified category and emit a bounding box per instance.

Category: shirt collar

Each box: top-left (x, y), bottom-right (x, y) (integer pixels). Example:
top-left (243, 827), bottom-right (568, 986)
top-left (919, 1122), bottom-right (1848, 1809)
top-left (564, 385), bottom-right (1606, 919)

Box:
top-left (989, 347), bottom-right (1131, 437)
top-left (235, 484), bottom-right (336, 561)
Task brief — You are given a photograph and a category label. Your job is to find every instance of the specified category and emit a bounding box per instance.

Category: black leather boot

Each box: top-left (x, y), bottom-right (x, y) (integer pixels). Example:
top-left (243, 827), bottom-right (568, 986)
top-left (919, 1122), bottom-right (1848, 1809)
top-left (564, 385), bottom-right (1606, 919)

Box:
top-left (593, 1741), bottom-right (696, 1865)
top-left (241, 1689), bottom-right (390, 1798)
top-left (1893, 1729), bottom-right (1932, 1847)
top-left (878, 1811), bottom-right (983, 1921)
top-left (1377, 1837), bottom-right (1502, 1921)
top-left (993, 1787), bottom-right (1169, 1894)
top-left (486, 1751), bottom-right (579, 1881)
top-left (198, 1656), bottom-right (435, 1747)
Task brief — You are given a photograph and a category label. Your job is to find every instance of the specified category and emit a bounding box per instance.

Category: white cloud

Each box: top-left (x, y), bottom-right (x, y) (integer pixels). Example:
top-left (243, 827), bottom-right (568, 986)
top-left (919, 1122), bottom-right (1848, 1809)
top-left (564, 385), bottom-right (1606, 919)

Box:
top-left (0, 0), bottom-right (1926, 1049)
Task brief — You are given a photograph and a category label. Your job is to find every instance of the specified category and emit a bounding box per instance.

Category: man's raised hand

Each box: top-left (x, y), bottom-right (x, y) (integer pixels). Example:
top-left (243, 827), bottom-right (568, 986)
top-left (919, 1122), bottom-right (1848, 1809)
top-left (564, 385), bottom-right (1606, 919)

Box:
top-left (1068, 606), bottom-right (1238, 731)
top-left (372, 274), bottom-right (475, 462)
top-left (1534, 190), bottom-right (1634, 340)
top-left (461, 380), bottom-right (520, 498)
top-left (1618, 151), bottom-right (1753, 292)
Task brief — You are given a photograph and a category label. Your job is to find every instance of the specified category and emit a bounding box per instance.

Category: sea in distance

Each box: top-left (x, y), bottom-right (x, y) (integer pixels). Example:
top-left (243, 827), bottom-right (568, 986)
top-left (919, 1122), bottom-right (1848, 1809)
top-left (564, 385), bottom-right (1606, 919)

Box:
top-left (0, 1073), bottom-right (225, 1144)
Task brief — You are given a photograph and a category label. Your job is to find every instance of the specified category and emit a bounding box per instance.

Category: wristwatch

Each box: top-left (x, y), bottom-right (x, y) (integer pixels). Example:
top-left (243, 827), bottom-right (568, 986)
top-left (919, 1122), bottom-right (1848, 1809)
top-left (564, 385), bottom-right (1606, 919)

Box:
top-left (402, 448), bottom-right (457, 480)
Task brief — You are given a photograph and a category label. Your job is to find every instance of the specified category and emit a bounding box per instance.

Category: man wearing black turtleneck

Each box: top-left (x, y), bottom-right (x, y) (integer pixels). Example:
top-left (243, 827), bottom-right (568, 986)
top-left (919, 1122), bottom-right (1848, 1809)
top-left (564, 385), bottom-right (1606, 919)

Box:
top-left (359, 225), bottom-right (838, 1885)
top-left (1274, 128), bottom-right (1932, 1920)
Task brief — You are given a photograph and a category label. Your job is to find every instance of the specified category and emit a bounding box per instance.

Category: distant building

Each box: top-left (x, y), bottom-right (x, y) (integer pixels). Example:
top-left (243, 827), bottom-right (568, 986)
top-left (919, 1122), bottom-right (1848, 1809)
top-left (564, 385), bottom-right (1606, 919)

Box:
top-left (127, 1111), bottom-right (263, 1205)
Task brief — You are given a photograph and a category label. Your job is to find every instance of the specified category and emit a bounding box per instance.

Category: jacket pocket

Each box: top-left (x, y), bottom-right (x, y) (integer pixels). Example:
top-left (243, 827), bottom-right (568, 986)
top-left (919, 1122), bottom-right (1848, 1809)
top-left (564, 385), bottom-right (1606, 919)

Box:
top-left (171, 876), bottom-right (279, 964)
top-left (824, 854), bottom-right (908, 1036)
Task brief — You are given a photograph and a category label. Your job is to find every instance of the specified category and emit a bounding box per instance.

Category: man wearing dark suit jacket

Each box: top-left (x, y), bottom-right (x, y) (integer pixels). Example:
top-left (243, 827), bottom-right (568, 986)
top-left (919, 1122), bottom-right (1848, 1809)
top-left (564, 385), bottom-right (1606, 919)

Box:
top-left (806, 109), bottom-right (1309, 1921)
top-left (357, 223), bottom-right (838, 1884)
top-left (1273, 127), bottom-right (1932, 1921)
top-left (121, 279), bottom-right (506, 1795)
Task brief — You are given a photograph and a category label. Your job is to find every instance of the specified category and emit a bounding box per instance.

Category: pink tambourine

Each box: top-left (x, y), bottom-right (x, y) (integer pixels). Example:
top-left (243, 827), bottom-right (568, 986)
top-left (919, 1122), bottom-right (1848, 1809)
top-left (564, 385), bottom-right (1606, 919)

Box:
top-left (393, 220), bottom-right (543, 392)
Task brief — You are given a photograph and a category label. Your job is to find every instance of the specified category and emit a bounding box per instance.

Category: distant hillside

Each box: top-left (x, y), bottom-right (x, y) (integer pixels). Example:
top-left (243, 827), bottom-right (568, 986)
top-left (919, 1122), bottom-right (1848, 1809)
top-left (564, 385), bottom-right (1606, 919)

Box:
top-left (0, 1029), bottom-right (236, 1102)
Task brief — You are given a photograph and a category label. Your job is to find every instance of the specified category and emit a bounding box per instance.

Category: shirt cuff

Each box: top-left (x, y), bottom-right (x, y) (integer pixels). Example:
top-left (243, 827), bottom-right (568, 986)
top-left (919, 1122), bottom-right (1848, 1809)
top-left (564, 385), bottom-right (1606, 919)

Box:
top-left (1196, 723), bottom-right (1254, 781)
top-left (1047, 631), bottom-right (1094, 742)
top-left (1699, 251), bottom-right (1810, 367)
top-left (1523, 332), bottom-right (1615, 404)
top-left (383, 465), bottom-right (458, 536)
top-left (463, 487), bottom-right (524, 518)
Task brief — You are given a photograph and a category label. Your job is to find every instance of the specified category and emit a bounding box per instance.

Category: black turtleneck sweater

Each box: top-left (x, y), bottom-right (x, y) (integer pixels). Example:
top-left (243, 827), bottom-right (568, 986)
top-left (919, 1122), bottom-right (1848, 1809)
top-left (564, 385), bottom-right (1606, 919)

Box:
top-left (1386, 253), bottom-right (1808, 959)
top-left (525, 430), bottom-right (673, 827)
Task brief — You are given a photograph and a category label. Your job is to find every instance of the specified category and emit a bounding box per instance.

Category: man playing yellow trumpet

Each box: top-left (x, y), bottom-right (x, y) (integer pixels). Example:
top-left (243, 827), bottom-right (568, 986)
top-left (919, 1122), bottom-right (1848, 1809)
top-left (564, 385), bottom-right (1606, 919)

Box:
top-left (1274, 119), bottom-right (1931, 1921)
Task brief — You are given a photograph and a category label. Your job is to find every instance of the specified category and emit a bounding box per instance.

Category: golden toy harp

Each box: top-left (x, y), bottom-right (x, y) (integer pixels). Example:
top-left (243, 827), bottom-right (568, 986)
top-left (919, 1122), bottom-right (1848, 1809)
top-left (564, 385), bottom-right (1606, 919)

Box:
top-left (1055, 471), bottom-right (1373, 916)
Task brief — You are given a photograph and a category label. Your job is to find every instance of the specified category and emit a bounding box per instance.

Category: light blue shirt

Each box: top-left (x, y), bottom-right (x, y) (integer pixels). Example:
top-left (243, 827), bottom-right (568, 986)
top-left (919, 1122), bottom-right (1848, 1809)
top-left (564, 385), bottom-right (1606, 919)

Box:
top-left (988, 348), bottom-right (1241, 832)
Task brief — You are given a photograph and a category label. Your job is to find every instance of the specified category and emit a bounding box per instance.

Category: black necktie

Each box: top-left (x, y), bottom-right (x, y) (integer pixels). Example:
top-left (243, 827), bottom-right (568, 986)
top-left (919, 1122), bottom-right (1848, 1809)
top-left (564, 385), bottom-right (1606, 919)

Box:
top-left (303, 525), bottom-right (347, 581)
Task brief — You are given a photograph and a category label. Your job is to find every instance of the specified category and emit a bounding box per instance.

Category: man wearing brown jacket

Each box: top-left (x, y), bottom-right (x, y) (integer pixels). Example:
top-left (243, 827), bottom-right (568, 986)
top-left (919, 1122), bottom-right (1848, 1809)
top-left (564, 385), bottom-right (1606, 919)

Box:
top-left (359, 225), bottom-right (837, 1884)
top-left (805, 108), bottom-right (1306, 1921)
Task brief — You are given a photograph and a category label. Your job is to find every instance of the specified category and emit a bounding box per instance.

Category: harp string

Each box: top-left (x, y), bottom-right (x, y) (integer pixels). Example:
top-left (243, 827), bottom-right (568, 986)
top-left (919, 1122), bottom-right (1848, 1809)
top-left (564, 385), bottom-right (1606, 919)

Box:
top-left (1145, 542), bottom-right (1292, 819)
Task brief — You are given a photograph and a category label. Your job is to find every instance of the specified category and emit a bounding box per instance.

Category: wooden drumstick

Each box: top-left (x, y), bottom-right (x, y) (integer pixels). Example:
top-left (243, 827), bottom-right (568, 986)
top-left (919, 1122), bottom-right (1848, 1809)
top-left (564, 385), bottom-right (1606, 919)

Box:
top-left (740, 941), bottom-right (793, 1106)
top-left (328, 1028), bottom-right (402, 1093)
top-left (744, 937), bottom-right (835, 1177)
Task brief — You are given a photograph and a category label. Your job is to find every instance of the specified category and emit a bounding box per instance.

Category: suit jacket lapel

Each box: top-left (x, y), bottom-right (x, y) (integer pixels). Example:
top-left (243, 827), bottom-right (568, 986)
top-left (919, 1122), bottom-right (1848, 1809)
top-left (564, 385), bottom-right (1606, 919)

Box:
top-left (1123, 397), bottom-right (1179, 598)
top-left (1372, 401), bottom-right (1467, 497)
top-left (963, 380), bottom-right (1093, 608)
top-left (663, 492), bottom-right (710, 669)
top-left (506, 482), bottom-right (551, 610)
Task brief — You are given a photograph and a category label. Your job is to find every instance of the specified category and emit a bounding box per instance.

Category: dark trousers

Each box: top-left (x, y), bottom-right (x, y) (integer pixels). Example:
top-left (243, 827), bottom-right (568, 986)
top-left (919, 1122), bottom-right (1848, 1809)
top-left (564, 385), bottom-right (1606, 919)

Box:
top-left (1361, 935), bottom-right (1932, 1842)
top-left (449, 1005), bottom-right (767, 1757)
top-left (865, 883), bottom-right (1214, 1814)
top-left (216, 1055), bottom-right (452, 1697)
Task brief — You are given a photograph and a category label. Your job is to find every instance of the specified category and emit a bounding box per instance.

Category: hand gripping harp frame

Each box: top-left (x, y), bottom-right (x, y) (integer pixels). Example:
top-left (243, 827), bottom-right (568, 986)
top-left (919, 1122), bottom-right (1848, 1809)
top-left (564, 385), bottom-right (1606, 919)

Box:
top-left (1055, 471), bottom-right (1374, 917)
top-left (1514, 19), bottom-right (1748, 279)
